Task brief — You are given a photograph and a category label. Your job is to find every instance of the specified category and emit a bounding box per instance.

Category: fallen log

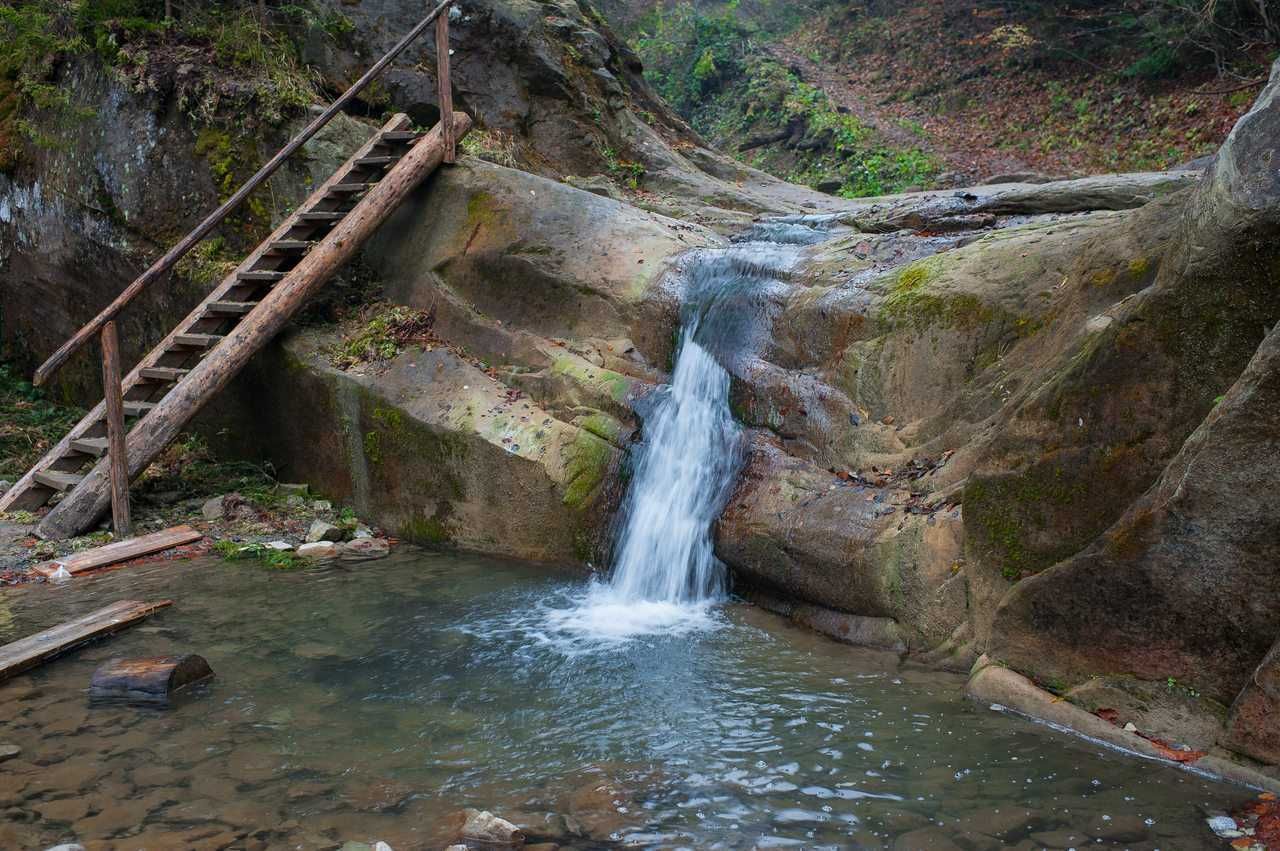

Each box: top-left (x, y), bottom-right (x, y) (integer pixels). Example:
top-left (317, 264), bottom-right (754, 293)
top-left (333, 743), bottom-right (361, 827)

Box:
top-left (89, 654), bottom-right (213, 706)
top-left (31, 525), bottom-right (203, 579)
top-left (0, 600), bottom-right (174, 683)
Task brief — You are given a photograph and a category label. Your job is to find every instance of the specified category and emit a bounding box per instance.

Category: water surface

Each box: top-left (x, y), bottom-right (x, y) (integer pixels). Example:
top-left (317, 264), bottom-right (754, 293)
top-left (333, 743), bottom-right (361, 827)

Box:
top-left (0, 552), bottom-right (1239, 849)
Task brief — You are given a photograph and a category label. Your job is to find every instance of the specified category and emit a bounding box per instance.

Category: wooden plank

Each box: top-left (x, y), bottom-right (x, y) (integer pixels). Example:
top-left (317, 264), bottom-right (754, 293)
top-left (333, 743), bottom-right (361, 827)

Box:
top-left (38, 114), bottom-right (474, 539)
top-left (31, 525), bottom-right (204, 578)
top-left (173, 333), bottom-right (221, 349)
top-left (101, 321), bottom-right (131, 538)
top-left (139, 367), bottom-right (188, 382)
top-left (297, 211), bottom-right (346, 222)
top-left (237, 270), bottom-right (285, 282)
top-left (0, 600), bottom-right (174, 683)
top-left (34, 471), bottom-right (83, 491)
top-left (436, 10), bottom-right (456, 163)
top-left (123, 401), bottom-right (157, 417)
top-left (206, 301), bottom-right (256, 316)
top-left (30, 0), bottom-right (457, 388)
top-left (71, 438), bottom-right (108, 458)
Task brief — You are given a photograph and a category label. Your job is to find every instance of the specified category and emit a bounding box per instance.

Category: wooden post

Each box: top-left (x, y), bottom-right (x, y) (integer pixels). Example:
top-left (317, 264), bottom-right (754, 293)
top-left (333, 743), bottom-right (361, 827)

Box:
top-left (100, 322), bottom-right (131, 538)
top-left (436, 5), bottom-right (456, 164)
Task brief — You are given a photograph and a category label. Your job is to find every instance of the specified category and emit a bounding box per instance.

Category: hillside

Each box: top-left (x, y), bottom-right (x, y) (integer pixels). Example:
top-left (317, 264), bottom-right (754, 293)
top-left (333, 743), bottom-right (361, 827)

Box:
top-left (612, 0), bottom-right (1278, 191)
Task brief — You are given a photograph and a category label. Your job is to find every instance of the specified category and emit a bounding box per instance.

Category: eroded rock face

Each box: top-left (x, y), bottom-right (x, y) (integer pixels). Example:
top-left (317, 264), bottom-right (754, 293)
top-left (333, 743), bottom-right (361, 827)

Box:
top-left (985, 62), bottom-right (1280, 709)
top-left (221, 331), bottom-right (621, 563)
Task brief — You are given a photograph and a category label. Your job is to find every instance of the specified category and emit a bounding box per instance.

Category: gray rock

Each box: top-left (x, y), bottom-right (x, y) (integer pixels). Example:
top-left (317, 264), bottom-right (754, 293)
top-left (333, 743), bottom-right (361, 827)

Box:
top-left (353, 525), bottom-right (374, 539)
top-left (0, 743), bottom-right (21, 762)
top-left (340, 538), bottom-right (390, 562)
top-left (458, 809), bottom-right (525, 845)
top-left (201, 494), bottom-right (227, 521)
top-left (297, 541), bottom-right (339, 560)
top-left (278, 483), bottom-right (310, 497)
top-left (305, 520), bottom-right (343, 544)
top-left (564, 173), bottom-right (623, 201)
top-left (44, 846), bottom-right (86, 851)
top-left (312, 500), bottom-right (333, 513)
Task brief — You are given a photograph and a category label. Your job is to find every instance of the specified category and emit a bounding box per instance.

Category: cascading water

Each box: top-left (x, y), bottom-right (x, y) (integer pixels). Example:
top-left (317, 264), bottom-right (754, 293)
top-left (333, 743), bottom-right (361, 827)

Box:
top-left (544, 216), bottom-right (835, 643)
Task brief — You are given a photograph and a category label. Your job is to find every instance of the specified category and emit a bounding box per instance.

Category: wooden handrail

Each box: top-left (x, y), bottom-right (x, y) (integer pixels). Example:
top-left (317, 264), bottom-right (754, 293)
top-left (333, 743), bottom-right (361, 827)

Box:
top-left (33, 0), bottom-right (456, 387)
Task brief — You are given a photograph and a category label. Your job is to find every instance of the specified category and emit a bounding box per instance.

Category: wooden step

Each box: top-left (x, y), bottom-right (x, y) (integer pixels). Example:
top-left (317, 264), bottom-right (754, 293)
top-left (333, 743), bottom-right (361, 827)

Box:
top-left (206, 301), bottom-right (256, 316)
top-left (297, 211), bottom-right (346, 222)
top-left (123, 401), bottom-right (157, 417)
top-left (328, 183), bottom-right (376, 194)
top-left (71, 438), bottom-right (108, 458)
top-left (173, 334), bottom-right (221, 349)
top-left (354, 155), bottom-right (400, 167)
top-left (139, 367), bottom-right (188, 382)
top-left (34, 470), bottom-right (84, 492)
top-left (267, 240), bottom-right (313, 252)
top-left (237, 270), bottom-right (285, 282)
top-left (380, 131), bottom-right (421, 143)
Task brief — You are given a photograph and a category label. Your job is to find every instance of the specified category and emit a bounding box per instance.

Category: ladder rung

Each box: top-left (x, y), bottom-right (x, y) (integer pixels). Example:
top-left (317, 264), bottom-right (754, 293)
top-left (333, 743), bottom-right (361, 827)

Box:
top-left (139, 367), bottom-right (189, 382)
top-left (35, 470), bottom-right (84, 492)
top-left (206, 301), bottom-right (256, 316)
top-left (237, 270), bottom-right (285, 282)
top-left (267, 240), bottom-right (313, 251)
top-left (354, 156), bottom-right (399, 167)
top-left (380, 131), bottom-right (420, 143)
top-left (328, 183), bottom-right (375, 194)
top-left (124, 401), bottom-right (157, 417)
top-left (298, 211), bottom-right (346, 222)
top-left (71, 438), bottom-right (108, 458)
top-left (173, 333), bottom-right (221, 349)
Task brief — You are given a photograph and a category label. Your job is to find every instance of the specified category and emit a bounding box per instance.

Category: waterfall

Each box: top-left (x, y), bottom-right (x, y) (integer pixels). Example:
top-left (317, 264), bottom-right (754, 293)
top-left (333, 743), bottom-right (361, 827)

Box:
top-left (543, 217), bottom-right (833, 643)
top-left (607, 324), bottom-right (744, 603)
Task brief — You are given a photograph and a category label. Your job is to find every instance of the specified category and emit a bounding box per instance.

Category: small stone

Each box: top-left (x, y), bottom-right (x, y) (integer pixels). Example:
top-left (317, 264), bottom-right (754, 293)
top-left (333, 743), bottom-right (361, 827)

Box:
top-left (297, 541), bottom-right (339, 560)
top-left (306, 520), bottom-right (343, 544)
top-left (1123, 721), bottom-right (1138, 732)
top-left (312, 500), bottom-right (332, 513)
top-left (201, 495), bottom-right (227, 521)
top-left (262, 540), bottom-right (293, 551)
top-left (0, 744), bottom-right (20, 762)
top-left (340, 538), bottom-right (390, 562)
top-left (278, 483), bottom-right (310, 497)
top-left (353, 525), bottom-right (374, 539)
top-left (457, 809), bottom-right (525, 845)
top-left (1207, 815), bottom-right (1240, 837)
top-left (44, 845), bottom-right (86, 851)
top-left (286, 495), bottom-right (306, 508)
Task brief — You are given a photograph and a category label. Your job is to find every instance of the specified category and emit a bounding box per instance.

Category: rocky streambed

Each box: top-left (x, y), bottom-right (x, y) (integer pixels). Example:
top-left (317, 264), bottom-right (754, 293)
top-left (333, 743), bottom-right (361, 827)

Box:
top-left (0, 549), bottom-right (1251, 849)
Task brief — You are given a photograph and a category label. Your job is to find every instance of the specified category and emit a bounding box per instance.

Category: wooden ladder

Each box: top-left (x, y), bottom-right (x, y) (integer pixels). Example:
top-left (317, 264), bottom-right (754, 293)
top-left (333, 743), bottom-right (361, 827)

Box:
top-left (1, 111), bottom-right (471, 539)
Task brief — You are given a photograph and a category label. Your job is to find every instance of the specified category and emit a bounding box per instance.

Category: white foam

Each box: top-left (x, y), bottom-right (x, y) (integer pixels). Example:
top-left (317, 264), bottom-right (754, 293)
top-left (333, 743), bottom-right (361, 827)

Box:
top-left (534, 583), bottom-right (724, 653)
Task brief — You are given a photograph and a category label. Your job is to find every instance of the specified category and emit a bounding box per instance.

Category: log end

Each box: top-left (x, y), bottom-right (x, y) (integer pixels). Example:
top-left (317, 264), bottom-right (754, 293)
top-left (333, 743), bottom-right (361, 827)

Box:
top-left (89, 654), bottom-right (214, 706)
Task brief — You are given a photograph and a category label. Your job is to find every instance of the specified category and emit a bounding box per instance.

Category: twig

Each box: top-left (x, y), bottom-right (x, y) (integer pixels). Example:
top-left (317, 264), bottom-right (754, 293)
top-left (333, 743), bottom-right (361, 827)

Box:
top-left (1195, 76), bottom-right (1269, 95)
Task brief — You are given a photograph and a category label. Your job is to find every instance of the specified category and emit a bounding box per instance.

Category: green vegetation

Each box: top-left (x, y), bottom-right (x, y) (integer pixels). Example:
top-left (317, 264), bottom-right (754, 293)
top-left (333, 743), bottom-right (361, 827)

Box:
top-left (0, 0), bottom-right (332, 170)
top-left (135, 433), bottom-right (280, 503)
top-left (460, 128), bottom-right (521, 169)
top-left (0, 362), bottom-right (83, 480)
top-left (330, 302), bottom-right (435, 370)
top-left (631, 2), bottom-right (938, 196)
top-left (214, 539), bottom-right (304, 569)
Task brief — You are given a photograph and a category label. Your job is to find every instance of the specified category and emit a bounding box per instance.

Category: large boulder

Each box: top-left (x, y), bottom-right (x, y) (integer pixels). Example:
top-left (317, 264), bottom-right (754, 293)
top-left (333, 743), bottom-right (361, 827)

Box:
top-left (986, 59), bottom-right (1280, 706)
